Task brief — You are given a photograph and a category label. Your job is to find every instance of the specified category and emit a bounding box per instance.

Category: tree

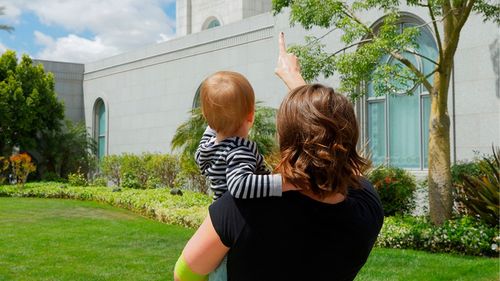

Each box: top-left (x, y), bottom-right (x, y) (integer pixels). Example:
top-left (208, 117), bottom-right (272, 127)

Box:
top-left (273, 0), bottom-right (499, 224)
top-left (35, 120), bottom-right (97, 179)
top-left (0, 51), bottom-right (65, 155)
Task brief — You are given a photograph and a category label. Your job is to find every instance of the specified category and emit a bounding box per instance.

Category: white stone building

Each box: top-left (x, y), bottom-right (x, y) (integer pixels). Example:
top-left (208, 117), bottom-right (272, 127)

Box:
top-left (41, 0), bottom-right (500, 172)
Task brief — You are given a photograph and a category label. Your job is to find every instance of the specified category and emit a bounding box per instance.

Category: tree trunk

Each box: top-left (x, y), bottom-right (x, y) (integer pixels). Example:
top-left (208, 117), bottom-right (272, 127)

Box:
top-left (428, 68), bottom-right (453, 225)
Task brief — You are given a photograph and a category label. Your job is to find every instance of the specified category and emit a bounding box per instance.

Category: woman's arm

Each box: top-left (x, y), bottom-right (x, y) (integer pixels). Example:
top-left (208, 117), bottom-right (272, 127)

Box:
top-left (275, 32), bottom-right (306, 90)
top-left (174, 215), bottom-right (229, 281)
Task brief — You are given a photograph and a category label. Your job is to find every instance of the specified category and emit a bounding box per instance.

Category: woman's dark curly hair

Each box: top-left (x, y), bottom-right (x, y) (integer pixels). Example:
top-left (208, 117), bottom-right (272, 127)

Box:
top-left (276, 84), bottom-right (369, 197)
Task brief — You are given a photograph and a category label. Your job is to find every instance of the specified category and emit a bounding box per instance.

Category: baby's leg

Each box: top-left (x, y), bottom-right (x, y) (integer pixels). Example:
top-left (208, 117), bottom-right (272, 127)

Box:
top-left (208, 255), bottom-right (227, 281)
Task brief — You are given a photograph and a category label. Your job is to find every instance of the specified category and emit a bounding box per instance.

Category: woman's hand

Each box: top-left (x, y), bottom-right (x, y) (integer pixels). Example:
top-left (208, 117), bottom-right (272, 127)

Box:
top-left (275, 32), bottom-right (306, 90)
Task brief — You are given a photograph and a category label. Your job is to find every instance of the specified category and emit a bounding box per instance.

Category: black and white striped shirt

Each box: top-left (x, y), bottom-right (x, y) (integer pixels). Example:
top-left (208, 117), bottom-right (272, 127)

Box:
top-left (195, 127), bottom-right (282, 201)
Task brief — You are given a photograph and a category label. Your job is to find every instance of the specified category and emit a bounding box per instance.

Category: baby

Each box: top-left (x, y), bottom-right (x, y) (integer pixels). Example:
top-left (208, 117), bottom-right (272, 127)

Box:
top-left (195, 71), bottom-right (294, 202)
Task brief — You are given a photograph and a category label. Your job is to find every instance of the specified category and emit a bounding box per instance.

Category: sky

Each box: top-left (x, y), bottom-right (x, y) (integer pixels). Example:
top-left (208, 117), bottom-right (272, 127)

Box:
top-left (0, 0), bottom-right (176, 63)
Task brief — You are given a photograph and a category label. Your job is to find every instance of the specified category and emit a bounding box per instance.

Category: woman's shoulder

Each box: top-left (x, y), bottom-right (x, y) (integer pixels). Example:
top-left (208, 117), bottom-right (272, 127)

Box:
top-left (348, 177), bottom-right (380, 201)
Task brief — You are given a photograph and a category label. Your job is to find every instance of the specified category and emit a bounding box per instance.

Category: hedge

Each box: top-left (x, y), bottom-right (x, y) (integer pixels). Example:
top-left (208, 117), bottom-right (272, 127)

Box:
top-left (377, 216), bottom-right (499, 257)
top-left (0, 182), bottom-right (211, 228)
top-left (2, 183), bottom-right (498, 257)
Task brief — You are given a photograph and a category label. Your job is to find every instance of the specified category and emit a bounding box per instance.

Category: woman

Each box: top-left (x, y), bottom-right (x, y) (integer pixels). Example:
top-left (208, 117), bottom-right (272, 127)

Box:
top-left (174, 33), bottom-right (384, 281)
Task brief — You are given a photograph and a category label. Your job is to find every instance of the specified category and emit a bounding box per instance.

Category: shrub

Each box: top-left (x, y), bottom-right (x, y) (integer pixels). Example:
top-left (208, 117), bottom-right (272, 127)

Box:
top-left (100, 155), bottom-right (122, 186)
top-left (456, 146), bottom-right (499, 227)
top-left (41, 171), bottom-right (66, 183)
top-left (0, 156), bottom-right (9, 184)
top-left (120, 153), bottom-right (150, 188)
top-left (36, 121), bottom-right (97, 180)
top-left (68, 171), bottom-right (88, 186)
top-left (175, 160), bottom-right (209, 194)
top-left (9, 153), bottom-right (36, 186)
top-left (100, 153), bottom-right (182, 189)
top-left (376, 216), bottom-right (498, 256)
top-left (89, 176), bottom-right (107, 187)
top-left (368, 166), bottom-right (416, 216)
top-left (146, 176), bottom-right (163, 189)
top-left (121, 172), bottom-right (141, 189)
top-left (146, 154), bottom-right (179, 188)
top-left (451, 158), bottom-right (483, 215)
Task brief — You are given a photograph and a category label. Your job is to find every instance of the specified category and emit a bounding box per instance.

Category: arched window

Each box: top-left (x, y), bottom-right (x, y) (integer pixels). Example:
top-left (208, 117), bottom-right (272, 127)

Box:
top-left (202, 17), bottom-right (221, 30)
top-left (366, 20), bottom-right (438, 169)
top-left (207, 19), bottom-right (220, 29)
top-left (192, 85), bottom-right (201, 109)
top-left (94, 99), bottom-right (106, 160)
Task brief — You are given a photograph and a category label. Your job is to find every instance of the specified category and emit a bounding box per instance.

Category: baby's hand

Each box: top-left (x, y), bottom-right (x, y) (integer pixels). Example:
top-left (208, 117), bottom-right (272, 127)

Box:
top-left (282, 180), bottom-right (301, 192)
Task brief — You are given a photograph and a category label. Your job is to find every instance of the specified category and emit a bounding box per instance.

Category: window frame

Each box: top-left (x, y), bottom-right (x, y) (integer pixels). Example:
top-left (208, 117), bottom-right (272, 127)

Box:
top-left (93, 98), bottom-right (107, 160)
top-left (202, 16), bottom-right (222, 30)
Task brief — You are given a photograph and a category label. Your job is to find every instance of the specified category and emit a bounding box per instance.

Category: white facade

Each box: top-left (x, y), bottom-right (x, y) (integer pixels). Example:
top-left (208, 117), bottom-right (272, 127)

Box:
top-left (77, 2), bottom-right (500, 167)
top-left (176, 0), bottom-right (272, 36)
top-left (35, 60), bottom-right (84, 123)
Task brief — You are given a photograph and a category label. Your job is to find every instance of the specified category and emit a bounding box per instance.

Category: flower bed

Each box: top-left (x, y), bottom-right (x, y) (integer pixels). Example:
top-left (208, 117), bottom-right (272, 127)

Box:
top-left (377, 216), bottom-right (499, 257)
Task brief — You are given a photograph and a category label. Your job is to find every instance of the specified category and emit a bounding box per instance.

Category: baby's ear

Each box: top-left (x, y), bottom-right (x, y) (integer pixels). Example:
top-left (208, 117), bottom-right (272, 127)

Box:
top-left (247, 110), bottom-right (255, 122)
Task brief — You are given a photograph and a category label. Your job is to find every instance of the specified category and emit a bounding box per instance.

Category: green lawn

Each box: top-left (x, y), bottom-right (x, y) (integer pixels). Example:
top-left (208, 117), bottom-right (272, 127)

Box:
top-left (0, 197), bottom-right (498, 281)
top-left (0, 197), bottom-right (193, 281)
top-left (357, 248), bottom-right (499, 281)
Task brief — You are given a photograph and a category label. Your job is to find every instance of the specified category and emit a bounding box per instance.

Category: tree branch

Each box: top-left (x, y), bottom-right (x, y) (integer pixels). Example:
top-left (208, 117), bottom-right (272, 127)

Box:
top-left (389, 51), bottom-right (433, 92)
top-left (457, 0), bottom-right (476, 31)
top-left (306, 28), bottom-right (339, 47)
top-left (424, 68), bottom-right (439, 80)
top-left (326, 39), bottom-right (373, 59)
top-left (444, 0), bottom-right (476, 63)
top-left (427, 0), bottom-right (444, 63)
top-left (403, 49), bottom-right (439, 65)
top-left (340, 3), bottom-right (375, 37)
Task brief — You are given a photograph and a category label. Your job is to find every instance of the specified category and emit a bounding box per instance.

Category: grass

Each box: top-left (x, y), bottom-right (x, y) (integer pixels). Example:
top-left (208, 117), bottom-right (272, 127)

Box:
top-left (0, 197), bottom-right (498, 281)
top-left (0, 197), bottom-right (193, 281)
top-left (356, 248), bottom-right (499, 281)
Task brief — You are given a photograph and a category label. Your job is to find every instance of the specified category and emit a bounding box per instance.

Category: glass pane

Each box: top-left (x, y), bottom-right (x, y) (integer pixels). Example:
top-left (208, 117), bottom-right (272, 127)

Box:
top-left (192, 86), bottom-right (201, 108)
top-left (207, 19), bottom-right (220, 29)
top-left (418, 28), bottom-right (438, 85)
top-left (389, 93), bottom-right (420, 168)
top-left (388, 52), bottom-right (418, 95)
top-left (368, 102), bottom-right (386, 165)
top-left (369, 54), bottom-right (391, 97)
top-left (98, 136), bottom-right (105, 160)
top-left (422, 95), bottom-right (431, 168)
top-left (367, 81), bottom-right (375, 98)
top-left (98, 102), bottom-right (106, 135)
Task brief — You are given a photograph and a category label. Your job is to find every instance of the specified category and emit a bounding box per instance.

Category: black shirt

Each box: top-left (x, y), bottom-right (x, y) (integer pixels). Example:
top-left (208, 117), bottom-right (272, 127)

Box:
top-left (209, 178), bottom-right (384, 281)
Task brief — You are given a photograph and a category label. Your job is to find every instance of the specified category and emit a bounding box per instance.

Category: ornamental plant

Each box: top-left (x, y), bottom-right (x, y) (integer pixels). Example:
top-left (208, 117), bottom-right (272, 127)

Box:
top-left (456, 146), bottom-right (499, 227)
top-left (68, 170), bottom-right (88, 187)
top-left (0, 156), bottom-right (9, 184)
top-left (368, 166), bottom-right (416, 216)
top-left (376, 215), bottom-right (498, 256)
top-left (9, 153), bottom-right (36, 186)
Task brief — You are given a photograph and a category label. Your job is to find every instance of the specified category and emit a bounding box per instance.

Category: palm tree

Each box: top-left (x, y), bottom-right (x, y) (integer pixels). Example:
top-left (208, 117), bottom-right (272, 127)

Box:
top-left (0, 7), bottom-right (13, 33)
top-left (171, 104), bottom-right (278, 162)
